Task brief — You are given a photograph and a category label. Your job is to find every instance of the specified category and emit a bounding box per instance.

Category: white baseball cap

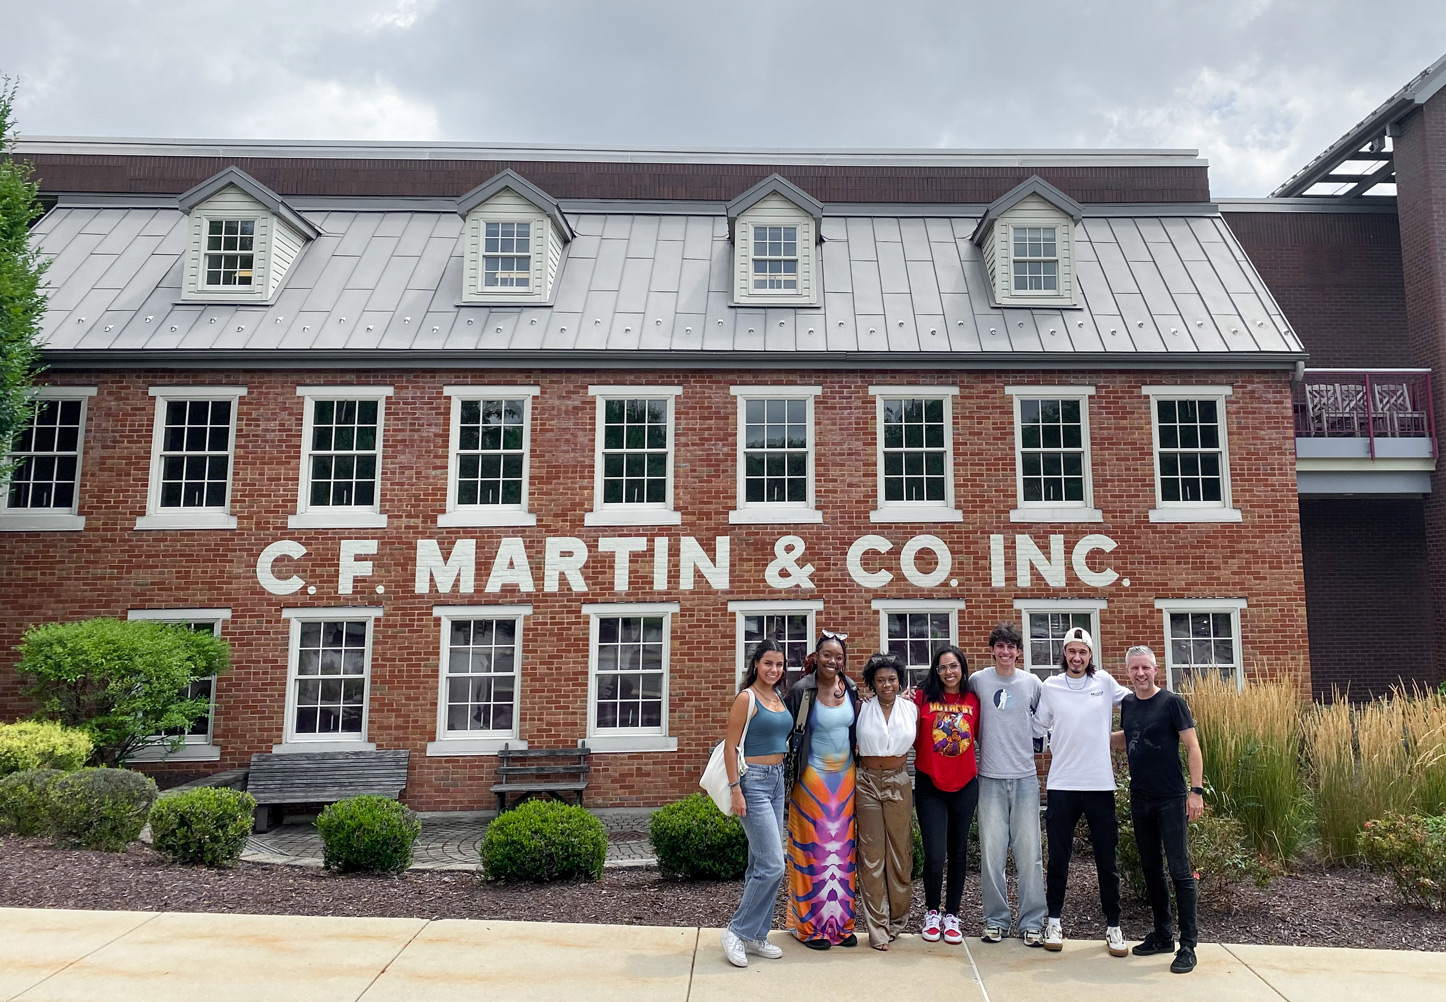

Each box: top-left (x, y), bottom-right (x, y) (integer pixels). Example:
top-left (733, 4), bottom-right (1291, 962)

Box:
top-left (1061, 627), bottom-right (1094, 651)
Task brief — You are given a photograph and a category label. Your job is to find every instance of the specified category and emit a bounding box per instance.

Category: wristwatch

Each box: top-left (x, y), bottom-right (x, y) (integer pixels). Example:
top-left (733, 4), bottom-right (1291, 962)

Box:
top-left (1189, 786), bottom-right (1205, 795)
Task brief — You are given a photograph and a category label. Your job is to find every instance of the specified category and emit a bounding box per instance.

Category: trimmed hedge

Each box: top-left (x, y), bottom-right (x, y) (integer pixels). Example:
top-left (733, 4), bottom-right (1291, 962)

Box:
top-left (149, 787), bottom-right (257, 867)
top-left (0, 721), bottom-right (92, 775)
top-left (649, 794), bottom-right (748, 880)
top-left (480, 800), bottom-right (607, 882)
top-left (316, 795), bottom-right (420, 873)
top-left (0, 768), bottom-right (64, 835)
top-left (48, 768), bottom-right (158, 851)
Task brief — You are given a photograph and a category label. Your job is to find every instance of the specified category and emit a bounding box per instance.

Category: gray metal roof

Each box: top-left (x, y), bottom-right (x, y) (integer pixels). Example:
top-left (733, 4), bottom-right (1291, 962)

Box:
top-left (31, 201), bottom-right (1302, 361)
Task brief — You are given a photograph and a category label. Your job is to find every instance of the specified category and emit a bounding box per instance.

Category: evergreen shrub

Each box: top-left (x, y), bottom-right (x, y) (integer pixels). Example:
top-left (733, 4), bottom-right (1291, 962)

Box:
top-left (0, 768), bottom-right (63, 835)
top-left (316, 795), bottom-right (420, 873)
top-left (480, 800), bottom-right (607, 882)
top-left (1359, 812), bottom-right (1446, 911)
top-left (48, 767), bottom-right (158, 851)
top-left (0, 721), bottom-right (92, 775)
top-left (649, 793), bottom-right (747, 880)
top-left (149, 787), bottom-right (257, 867)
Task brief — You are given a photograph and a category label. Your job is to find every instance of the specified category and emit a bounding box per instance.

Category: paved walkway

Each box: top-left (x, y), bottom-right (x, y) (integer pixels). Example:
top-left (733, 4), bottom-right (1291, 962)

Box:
top-left (3, 907), bottom-right (1443, 1002)
top-left (242, 808), bottom-right (658, 869)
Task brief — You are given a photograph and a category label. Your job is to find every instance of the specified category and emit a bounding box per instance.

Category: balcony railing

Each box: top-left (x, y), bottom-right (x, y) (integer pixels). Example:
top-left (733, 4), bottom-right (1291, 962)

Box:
top-left (1292, 369), bottom-right (1436, 459)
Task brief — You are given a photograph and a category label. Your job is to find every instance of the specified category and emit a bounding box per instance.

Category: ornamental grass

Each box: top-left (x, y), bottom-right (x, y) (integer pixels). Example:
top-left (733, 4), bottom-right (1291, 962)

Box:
top-left (1399, 685), bottom-right (1446, 816)
top-left (1306, 698), bottom-right (1359, 863)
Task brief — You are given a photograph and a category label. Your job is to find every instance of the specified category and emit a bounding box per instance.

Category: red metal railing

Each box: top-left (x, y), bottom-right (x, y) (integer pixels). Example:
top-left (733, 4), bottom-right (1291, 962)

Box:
top-left (1292, 369), bottom-right (1436, 458)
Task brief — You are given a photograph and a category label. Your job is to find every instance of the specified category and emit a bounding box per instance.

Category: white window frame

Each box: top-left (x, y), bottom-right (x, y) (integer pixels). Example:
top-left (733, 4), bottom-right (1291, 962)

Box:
top-left (872, 599), bottom-right (966, 688)
top-left (288, 386), bottom-right (392, 530)
top-left (439, 386), bottom-right (539, 528)
top-left (1155, 598), bottom-right (1247, 691)
top-left (183, 208), bottom-right (274, 303)
top-left (274, 607), bottom-right (382, 753)
top-left (1006, 385), bottom-right (1102, 523)
top-left (200, 216), bottom-right (261, 291)
top-left (733, 205), bottom-right (817, 308)
top-left (584, 386), bottom-right (683, 527)
top-left (868, 385), bottom-right (961, 523)
top-left (728, 386), bottom-right (822, 525)
top-left (1010, 224), bottom-right (1060, 296)
top-left (463, 205), bottom-right (550, 304)
top-left (1014, 598), bottom-right (1106, 679)
top-left (1143, 385), bottom-right (1241, 523)
top-left (125, 608), bottom-right (231, 762)
top-left (583, 601), bottom-right (680, 752)
top-left (728, 599), bottom-right (823, 689)
top-left (426, 604), bottom-right (532, 756)
top-left (0, 385), bottom-right (96, 532)
top-left (135, 386), bottom-right (246, 531)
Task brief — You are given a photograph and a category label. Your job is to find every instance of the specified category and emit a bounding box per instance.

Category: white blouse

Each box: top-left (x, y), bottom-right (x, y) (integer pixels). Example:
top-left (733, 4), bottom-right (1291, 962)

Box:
top-left (855, 697), bottom-right (919, 757)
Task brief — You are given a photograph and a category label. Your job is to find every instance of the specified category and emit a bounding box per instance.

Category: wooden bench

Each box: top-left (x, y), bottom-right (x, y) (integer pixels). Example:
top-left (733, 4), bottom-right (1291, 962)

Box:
top-left (491, 744), bottom-right (590, 813)
top-left (247, 749), bottom-right (410, 832)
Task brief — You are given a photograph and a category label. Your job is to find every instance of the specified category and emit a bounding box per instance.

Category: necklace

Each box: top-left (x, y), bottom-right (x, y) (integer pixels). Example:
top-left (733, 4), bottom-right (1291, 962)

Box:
top-left (751, 684), bottom-right (784, 711)
top-left (1065, 673), bottom-right (1089, 690)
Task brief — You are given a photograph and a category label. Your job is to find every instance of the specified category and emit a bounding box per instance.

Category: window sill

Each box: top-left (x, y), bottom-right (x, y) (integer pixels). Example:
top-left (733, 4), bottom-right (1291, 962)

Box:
top-left (287, 511), bottom-right (388, 530)
top-left (270, 740), bottom-right (377, 754)
top-left (583, 734), bottom-right (679, 753)
top-left (437, 510), bottom-right (538, 528)
top-left (425, 737), bottom-right (527, 757)
top-left (584, 508), bottom-right (682, 527)
top-left (128, 743), bottom-right (222, 762)
top-left (869, 506), bottom-right (962, 524)
top-left (134, 512), bottom-right (237, 531)
top-left (728, 507), bottom-right (823, 525)
top-left (0, 513), bottom-right (86, 531)
top-left (1148, 507), bottom-right (1242, 523)
top-left (1009, 507), bottom-right (1104, 523)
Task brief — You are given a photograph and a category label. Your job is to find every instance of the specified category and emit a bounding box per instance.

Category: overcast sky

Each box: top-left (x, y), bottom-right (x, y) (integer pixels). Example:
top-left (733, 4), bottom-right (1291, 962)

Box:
top-left (2, 0), bottom-right (1444, 196)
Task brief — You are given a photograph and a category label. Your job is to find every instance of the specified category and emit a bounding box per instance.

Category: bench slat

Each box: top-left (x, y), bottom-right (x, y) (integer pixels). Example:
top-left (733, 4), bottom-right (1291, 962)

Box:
top-left (496, 764), bottom-right (590, 776)
top-left (496, 748), bottom-right (590, 759)
top-left (491, 782), bottom-right (589, 793)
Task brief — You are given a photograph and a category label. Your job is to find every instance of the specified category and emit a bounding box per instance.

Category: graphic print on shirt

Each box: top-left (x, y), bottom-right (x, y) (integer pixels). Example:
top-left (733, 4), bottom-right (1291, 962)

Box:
top-left (992, 687), bottom-right (1012, 711)
top-left (929, 700), bottom-right (975, 756)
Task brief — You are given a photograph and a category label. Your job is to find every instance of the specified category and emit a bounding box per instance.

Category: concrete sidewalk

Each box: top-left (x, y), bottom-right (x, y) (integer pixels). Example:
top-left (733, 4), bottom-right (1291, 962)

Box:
top-left (3, 907), bottom-right (1443, 1002)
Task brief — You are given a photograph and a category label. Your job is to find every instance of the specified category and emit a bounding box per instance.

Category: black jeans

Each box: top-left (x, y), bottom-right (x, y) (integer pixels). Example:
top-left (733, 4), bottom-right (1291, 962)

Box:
top-left (1132, 793), bottom-right (1198, 948)
top-left (1044, 789), bottom-right (1120, 924)
top-left (914, 771), bottom-right (978, 915)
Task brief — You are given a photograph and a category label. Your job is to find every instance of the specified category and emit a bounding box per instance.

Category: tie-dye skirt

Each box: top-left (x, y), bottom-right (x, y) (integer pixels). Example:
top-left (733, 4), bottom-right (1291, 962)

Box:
top-left (786, 759), bottom-right (858, 943)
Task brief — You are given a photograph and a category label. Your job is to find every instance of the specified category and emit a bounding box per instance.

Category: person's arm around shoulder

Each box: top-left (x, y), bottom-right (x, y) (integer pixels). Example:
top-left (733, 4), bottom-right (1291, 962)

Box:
top-left (1033, 677), bottom-right (1055, 737)
top-left (724, 690), bottom-right (755, 817)
top-left (1107, 672), bottom-right (1130, 706)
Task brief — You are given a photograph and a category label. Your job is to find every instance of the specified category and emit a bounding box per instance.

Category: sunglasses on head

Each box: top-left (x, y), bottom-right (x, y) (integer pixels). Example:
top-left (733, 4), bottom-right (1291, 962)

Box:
top-left (820, 630), bottom-right (849, 642)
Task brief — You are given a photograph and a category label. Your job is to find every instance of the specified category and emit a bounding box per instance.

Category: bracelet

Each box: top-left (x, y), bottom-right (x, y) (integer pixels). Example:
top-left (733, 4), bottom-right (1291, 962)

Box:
top-left (729, 780), bottom-right (741, 788)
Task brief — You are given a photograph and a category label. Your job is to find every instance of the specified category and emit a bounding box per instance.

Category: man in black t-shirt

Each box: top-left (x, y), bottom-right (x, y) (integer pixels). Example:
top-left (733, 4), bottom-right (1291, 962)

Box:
top-left (1111, 645), bottom-right (1204, 975)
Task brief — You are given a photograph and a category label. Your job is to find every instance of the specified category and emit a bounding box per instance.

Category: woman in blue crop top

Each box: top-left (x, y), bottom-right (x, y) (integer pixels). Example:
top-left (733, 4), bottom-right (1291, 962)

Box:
top-left (719, 639), bottom-right (793, 969)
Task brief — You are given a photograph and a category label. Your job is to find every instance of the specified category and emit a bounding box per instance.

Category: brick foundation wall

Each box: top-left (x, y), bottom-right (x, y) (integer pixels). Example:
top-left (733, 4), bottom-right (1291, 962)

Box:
top-left (0, 366), bottom-right (1308, 809)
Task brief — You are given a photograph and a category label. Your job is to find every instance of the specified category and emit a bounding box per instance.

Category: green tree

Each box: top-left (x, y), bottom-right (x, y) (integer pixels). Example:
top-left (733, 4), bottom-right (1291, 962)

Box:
top-left (0, 76), bottom-right (47, 480)
top-left (16, 618), bottom-right (230, 766)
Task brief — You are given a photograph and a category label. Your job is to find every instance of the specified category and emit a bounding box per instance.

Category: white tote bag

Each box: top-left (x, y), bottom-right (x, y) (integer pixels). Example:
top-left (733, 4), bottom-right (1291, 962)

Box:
top-left (700, 689), bottom-right (755, 814)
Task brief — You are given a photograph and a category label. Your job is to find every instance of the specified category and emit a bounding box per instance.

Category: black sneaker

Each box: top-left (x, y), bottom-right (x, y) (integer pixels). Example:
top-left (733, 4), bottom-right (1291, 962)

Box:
top-left (1132, 932), bottom-right (1175, 956)
top-left (1170, 946), bottom-right (1197, 974)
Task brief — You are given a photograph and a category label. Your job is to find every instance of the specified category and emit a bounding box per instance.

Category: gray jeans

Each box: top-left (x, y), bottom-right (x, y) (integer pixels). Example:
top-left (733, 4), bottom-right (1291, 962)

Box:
top-left (728, 763), bottom-right (786, 942)
top-left (977, 775), bottom-right (1048, 933)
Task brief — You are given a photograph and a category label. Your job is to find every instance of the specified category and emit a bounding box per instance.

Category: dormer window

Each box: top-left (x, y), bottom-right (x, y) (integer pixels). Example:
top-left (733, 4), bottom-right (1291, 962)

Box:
top-left (973, 176), bottom-right (1082, 308)
top-left (727, 174), bottom-right (823, 307)
top-left (178, 167), bottom-right (318, 304)
top-left (1012, 226), bottom-right (1058, 293)
top-left (752, 225), bottom-right (799, 292)
top-left (458, 170), bottom-right (573, 304)
top-left (483, 221), bottom-right (532, 289)
top-left (204, 219), bottom-right (257, 288)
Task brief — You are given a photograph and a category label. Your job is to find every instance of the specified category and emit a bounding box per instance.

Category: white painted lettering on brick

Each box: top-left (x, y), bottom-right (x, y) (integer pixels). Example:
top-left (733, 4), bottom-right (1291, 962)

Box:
top-left (543, 537), bottom-right (589, 593)
top-left (900, 534), bottom-right (952, 588)
top-left (257, 540), bottom-right (307, 595)
top-left (598, 536), bottom-right (649, 592)
top-left (847, 534), bottom-right (893, 588)
top-left (415, 538), bottom-right (476, 594)
top-left (680, 536), bottom-right (730, 590)
top-left (652, 537), bottom-right (669, 590)
top-left (1016, 534), bottom-right (1066, 588)
top-left (485, 537), bottom-right (535, 592)
top-left (338, 539), bottom-right (378, 595)
top-left (990, 534), bottom-right (1007, 588)
top-left (1072, 534), bottom-right (1119, 587)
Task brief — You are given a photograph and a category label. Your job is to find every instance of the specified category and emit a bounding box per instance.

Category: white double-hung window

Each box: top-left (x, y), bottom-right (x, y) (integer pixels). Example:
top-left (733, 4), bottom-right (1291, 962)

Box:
top-left (290, 386), bottom-right (392, 530)
top-left (277, 607), bottom-right (381, 752)
top-left (872, 599), bottom-right (966, 689)
top-left (1014, 598), bottom-right (1106, 679)
top-left (1156, 598), bottom-right (1246, 690)
top-left (585, 386), bottom-right (682, 527)
top-left (729, 386), bottom-right (821, 524)
top-left (427, 604), bottom-right (530, 756)
top-left (584, 602), bottom-right (679, 752)
top-left (126, 608), bottom-right (230, 762)
top-left (136, 386), bottom-right (245, 530)
top-left (1006, 385), bottom-right (1101, 523)
top-left (728, 599), bottom-right (822, 690)
top-left (1012, 225), bottom-right (1059, 293)
top-left (869, 386), bottom-right (961, 523)
top-left (0, 386), bottom-right (95, 532)
top-left (439, 386), bottom-right (538, 528)
top-left (1143, 386), bottom-right (1241, 522)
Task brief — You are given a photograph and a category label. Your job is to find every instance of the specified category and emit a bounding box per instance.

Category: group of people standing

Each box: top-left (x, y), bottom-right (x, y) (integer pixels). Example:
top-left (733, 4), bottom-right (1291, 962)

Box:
top-left (718, 624), bottom-right (1203, 976)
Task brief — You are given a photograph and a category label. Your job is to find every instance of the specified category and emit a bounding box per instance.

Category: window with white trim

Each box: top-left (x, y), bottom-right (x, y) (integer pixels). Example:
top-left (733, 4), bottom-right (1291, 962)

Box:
top-left (872, 600), bottom-right (964, 690)
top-left (137, 387), bottom-right (245, 530)
top-left (483, 221), bottom-right (531, 288)
top-left (1144, 386), bottom-right (1240, 522)
top-left (440, 387), bottom-right (538, 527)
top-left (1, 387), bottom-right (95, 531)
top-left (290, 387), bottom-right (391, 529)
top-left (126, 608), bottom-right (230, 761)
top-left (869, 386), bottom-right (961, 523)
top-left (1007, 385), bottom-right (1100, 522)
top-left (1012, 226), bottom-right (1058, 292)
top-left (584, 602), bottom-right (678, 752)
top-left (280, 609), bottom-right (379, 749)
top-left (438, 610), bottom-right (524, 738)
top-left (729, 387), bottom-right (820, 524)
top-left (1156, 599), bottom-right (1245, 689)
top-left (585, 387), bottom-right (681, 527)
top-left (203, 218), bottom-right (257, 288)
top-left (732, 194), bottom-right (817, 307)
top-left (752, 225), bottom-right (798, 291)
top-left (1015, 600), bottom-right (1105, 679)
top-left (730, 599), bottom-right (821, 690)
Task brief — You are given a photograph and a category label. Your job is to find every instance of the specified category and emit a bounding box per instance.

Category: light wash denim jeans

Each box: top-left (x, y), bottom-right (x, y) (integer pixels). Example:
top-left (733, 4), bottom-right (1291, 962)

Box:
top-left (977, 775), bottom-right (1048, 934)
top-left (728, 762), bottom-right (787, 942)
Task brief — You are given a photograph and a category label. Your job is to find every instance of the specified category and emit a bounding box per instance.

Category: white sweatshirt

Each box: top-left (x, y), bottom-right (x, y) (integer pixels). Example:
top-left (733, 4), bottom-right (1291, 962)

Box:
top-left (1034, 670), bottom-right (1130, 791)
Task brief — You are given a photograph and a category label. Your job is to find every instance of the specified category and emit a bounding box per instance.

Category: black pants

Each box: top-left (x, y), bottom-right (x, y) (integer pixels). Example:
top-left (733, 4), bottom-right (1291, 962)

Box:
top-left (1132, 793), bottom-right (1198, 948)
top-left (914, 771), bottom-right (979, 915)
top-left (1044, 789), bottom-right (1120, 924)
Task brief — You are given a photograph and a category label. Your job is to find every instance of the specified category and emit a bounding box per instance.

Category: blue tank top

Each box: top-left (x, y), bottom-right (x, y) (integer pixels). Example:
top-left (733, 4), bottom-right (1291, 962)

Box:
top-left (742, 699), bottom-right (792, 757)
top-left (808, 698), bottom-right (855, 770)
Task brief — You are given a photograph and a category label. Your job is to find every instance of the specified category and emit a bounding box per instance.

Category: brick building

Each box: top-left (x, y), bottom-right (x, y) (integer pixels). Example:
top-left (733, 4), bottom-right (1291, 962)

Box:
top-left (3, 56), bottom-right (1442, 806)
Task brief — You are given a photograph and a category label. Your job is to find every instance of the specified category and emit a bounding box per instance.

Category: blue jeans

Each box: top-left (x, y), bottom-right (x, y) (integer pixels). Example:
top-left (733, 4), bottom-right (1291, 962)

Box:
top-left (728, 763), bottom-right (786, 942)
top-left (977, 775), bottom-right (1048, 933)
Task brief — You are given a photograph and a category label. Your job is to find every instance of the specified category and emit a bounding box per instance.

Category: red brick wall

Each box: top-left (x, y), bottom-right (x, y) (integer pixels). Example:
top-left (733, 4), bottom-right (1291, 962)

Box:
top-left (1224, 209), bottom-right (1410, 368)
top-left (0, 366), bottom-right (1308, 809)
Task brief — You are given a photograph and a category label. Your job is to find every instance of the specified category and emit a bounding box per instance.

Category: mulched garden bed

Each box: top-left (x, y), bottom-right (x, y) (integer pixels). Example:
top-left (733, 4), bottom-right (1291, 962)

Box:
top-left (1, 835), bottom-right (1441, 951)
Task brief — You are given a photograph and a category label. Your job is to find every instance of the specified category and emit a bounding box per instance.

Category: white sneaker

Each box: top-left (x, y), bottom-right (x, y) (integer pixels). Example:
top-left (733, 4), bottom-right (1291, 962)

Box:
top-left (1023, 928), bottom-right (1045, 948)
top-left (721, 928), bottom-right (748, 967)
top-left (1044, 917), bottom-right (1064, 952)
top-left (981, 923), bottom-right (1004, 943)
top-left (921, 909), bottom-right (943, 942)
top-left (746, 937), bottom-right (783, 959)
top-left (1106, 925), bottom-right (1127, 957)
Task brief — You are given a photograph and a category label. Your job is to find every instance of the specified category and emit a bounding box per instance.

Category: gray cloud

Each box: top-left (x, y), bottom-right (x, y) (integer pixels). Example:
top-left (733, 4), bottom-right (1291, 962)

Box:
top-left (2, 0), bottom-right (1444, 194)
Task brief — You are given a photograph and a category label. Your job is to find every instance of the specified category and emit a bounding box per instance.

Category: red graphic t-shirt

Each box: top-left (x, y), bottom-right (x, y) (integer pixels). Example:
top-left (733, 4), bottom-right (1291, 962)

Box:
top-left (912, 689), bottom-right (980, 792)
